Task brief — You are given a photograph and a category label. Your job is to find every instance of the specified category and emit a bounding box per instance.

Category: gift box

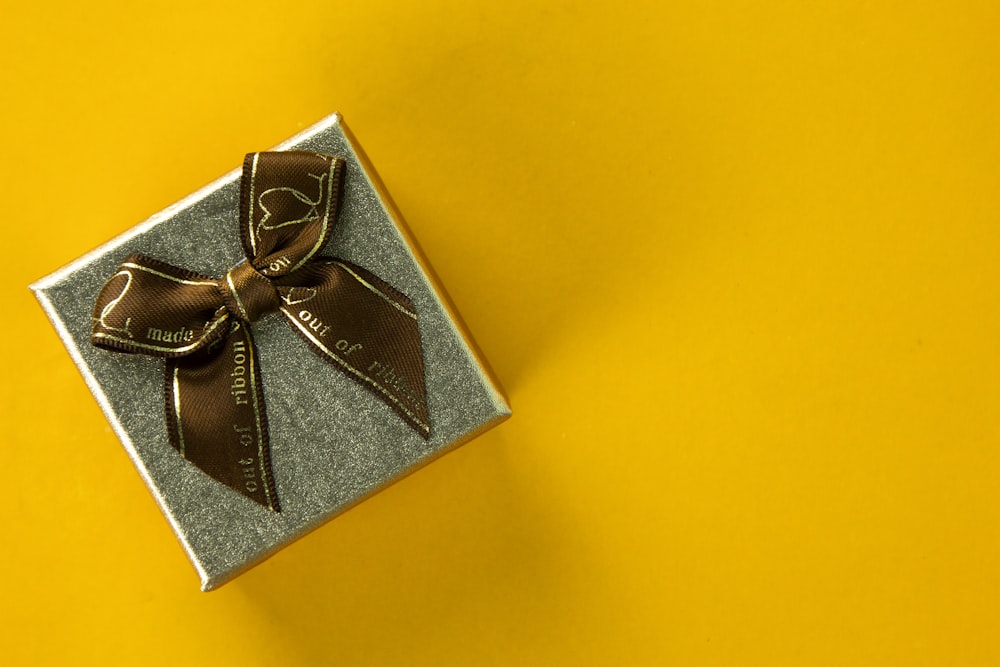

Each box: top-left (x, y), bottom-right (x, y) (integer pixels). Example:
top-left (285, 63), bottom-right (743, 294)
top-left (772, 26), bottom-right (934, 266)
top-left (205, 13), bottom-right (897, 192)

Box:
top-left (30, 113), bottom-right (510, 590)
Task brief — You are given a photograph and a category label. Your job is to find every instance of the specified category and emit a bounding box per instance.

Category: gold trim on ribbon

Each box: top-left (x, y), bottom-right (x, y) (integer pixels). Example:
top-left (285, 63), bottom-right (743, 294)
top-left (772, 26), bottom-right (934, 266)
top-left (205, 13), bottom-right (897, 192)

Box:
top-left (173, 366), bottom-right (186, 457)
top-left (330, 261), bottom-right (418, 319)
top-left (121, 262), bottom-right (217, 286)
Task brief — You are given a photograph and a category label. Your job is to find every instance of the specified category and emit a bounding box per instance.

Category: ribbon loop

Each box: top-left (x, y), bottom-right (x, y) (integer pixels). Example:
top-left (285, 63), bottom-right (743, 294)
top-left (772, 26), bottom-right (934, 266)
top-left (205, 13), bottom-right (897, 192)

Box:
top-left (92, 152), bottom-right (429, 512)
top-left (240, 152), bottom-right (345, 277)
top-left (92, 254), bottom-right (230, 358)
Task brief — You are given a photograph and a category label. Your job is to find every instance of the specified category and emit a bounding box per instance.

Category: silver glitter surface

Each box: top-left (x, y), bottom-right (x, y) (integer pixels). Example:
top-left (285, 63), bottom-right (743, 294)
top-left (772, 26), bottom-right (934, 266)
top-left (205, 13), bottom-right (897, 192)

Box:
top-left (31, 114), bottom-right (510, 590)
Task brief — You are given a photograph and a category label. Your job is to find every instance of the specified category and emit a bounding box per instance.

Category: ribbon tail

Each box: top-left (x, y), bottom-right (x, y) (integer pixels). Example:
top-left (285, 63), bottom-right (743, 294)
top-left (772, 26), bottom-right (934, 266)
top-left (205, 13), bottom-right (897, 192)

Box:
top-left (165, 321), bottom-right (280, 512)
top-left (276, 259), bottom-right (431, 438)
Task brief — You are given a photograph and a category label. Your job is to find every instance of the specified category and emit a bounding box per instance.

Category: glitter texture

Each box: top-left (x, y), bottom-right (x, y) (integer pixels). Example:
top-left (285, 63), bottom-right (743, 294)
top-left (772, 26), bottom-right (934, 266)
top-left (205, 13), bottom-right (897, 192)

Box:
top-left (31, 114), bottom-right (510, 590)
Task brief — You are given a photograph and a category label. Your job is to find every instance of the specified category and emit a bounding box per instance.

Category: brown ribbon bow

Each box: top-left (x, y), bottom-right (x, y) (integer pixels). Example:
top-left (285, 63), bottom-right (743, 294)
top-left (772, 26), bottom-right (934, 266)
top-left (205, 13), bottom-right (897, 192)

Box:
top-left (91, 152), bottom-right (429, 512)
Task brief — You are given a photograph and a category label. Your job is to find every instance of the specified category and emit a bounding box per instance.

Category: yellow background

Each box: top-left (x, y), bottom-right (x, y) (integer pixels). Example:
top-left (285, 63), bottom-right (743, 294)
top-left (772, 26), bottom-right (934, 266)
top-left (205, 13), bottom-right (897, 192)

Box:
top-left (2, 1), bottom-right (998, 664)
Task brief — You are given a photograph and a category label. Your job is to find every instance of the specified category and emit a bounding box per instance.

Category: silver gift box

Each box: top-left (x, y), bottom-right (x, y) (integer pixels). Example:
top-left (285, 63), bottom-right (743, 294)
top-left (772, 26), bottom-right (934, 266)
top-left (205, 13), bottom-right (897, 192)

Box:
top-left (31, 113), bottom-right (510, 590)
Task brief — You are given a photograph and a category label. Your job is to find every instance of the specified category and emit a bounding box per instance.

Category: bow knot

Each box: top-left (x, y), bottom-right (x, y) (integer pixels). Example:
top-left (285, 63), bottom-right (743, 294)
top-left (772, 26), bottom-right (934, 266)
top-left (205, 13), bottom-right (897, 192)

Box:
top-left (220, 260), bottom-right (279, 322)
top-left (92, 151), bottom-right (430, 512)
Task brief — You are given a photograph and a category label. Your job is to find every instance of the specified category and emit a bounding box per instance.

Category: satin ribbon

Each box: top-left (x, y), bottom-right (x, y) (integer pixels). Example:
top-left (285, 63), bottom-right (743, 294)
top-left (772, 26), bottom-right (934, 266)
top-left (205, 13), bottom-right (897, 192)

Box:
top-left (91, 152), bottom-right (429, 512)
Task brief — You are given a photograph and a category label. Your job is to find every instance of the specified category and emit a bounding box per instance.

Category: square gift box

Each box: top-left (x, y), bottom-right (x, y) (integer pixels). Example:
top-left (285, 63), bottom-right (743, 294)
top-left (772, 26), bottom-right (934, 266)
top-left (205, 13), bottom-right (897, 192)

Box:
top-left (31, 113), bottom-right (510, 590)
